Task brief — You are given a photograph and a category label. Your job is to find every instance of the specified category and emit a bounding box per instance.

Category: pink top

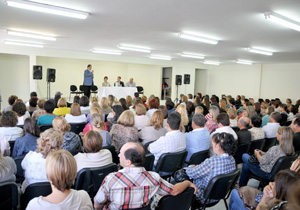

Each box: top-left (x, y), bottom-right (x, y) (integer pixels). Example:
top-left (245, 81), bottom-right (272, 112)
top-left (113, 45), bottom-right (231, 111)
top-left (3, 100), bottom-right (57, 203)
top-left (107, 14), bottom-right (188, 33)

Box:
top-left (83, 123), bottom-right (108, 134)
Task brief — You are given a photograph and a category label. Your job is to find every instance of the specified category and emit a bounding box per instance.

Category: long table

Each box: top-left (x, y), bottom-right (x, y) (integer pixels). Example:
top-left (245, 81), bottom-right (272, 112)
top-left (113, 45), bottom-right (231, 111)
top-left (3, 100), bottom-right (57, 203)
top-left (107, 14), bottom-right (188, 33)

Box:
top-left (98, 87), bottom-right (137, 99)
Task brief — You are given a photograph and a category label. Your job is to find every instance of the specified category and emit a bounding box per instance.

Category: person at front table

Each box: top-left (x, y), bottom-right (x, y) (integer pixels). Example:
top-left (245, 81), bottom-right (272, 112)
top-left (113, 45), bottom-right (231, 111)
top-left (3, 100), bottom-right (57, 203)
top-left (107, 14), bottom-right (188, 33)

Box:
top-left (83, 64), bottom-right (94, 98)
top-left (102, 76), bottom-right (110, 87)
top-left (126, 78), bottom-right (136, 87)
top-left (114, 76), bottom-right (124, 87)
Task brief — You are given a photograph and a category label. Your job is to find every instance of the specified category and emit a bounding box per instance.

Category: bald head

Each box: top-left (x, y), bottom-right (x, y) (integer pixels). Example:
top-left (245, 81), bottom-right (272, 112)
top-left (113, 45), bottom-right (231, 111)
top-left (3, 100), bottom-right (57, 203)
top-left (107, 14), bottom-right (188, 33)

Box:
top-left (238, 117), bottom-right (250, 129)
top-left (121, 142), bottom-right (145, 167)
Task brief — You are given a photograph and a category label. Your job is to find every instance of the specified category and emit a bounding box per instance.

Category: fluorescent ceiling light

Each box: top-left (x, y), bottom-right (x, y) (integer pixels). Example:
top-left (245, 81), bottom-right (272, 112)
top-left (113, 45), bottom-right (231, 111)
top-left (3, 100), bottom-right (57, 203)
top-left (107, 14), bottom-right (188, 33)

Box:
top-left (92, 49), bottom-right (122, 55)
top-left (236, 60), bottom-right (253, 65)
top-left (7, 29), bottom-right (56, 41)
top-left (265, 11), bottom-right (300, 32)
top-left (4, 40), bottom-right (44, 48)
top-left (179, 32), bottom-right (218, 45)
top-left (181, 52), bottom-right (205, 59)
top-left (247, 48), bottom-right (273, 56)
top-left (6, 0), bottom-right (89, 19)
top-left (149, 55), bottom-right (171, 60)
top-left (118, 44), bottom-right (151, 53)
top-left (203, 60), bottom-right (220, 65)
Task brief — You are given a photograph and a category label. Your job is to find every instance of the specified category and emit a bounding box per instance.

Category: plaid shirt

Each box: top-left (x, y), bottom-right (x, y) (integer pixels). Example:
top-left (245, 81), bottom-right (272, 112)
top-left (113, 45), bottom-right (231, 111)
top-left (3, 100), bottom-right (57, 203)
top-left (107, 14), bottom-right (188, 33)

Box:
top-left (94, 167), bottom-right (173, 210)
top-left (186, 153), bottom-right (236, 203)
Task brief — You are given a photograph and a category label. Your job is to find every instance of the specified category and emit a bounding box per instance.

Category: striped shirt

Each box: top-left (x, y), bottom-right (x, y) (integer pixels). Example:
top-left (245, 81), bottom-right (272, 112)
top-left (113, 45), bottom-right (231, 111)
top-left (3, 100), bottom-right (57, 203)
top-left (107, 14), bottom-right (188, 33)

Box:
top-left (94, 167), bottom-right (173, 210)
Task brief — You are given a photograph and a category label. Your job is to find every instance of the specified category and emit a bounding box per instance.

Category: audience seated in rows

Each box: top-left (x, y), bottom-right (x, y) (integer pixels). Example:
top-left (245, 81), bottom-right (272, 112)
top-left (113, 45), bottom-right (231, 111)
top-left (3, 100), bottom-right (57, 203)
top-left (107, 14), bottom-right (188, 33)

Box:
top-left (65, 102), bottom-right (87, 123)
top-left (12, 118), bottom-right (39, 158)
top-left (185, 113), bottom-right (210, 161)
top-left (0, 147), bottom-right (16, 183)
top-left (262, 112), bottom-right (281, 138)
top-left (53, 97), bottom-right (70, 117)
top-left (139, 110), bottom-right (167, 145)
top-left (110, 110), bottom-right (139, 151)
top-left (261, 106), bottom-right (275, 127)
top-left (237, 117), bottom-right (252, 145)
top-left (74, 130), bottom-right (112, 172)
top-left (239, 126), bottom-right (294, 187)
top-left (249, 116), bottom-right (265, 140)
top-left (90, 113), bottom-right (111, 146)
top-left (21, 129), bottom-right (63, 192)
top-left (26, 150), bottom-right (93, 209)
top-left (134, 104), bottom-right (149, 130)
top-left (94, 142), bottom-right (196, 210)
top-left (0, 111), bottom-right (23, 142)
top-left (37, 100), bottom-right (57, 126)
top-left (211, 113), bottom-right (238, 140)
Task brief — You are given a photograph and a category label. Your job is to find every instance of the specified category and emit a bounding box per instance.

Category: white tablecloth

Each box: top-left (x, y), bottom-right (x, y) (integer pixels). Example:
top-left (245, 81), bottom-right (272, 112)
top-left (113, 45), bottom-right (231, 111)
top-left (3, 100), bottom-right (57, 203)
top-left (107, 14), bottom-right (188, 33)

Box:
top-left (98, 87), bottom-right (137, 100)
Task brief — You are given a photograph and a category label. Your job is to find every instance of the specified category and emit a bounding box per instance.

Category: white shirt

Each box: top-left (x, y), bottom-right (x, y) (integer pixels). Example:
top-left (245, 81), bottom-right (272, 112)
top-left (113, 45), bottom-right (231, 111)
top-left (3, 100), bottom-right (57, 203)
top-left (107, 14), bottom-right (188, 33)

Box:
top-left (229, 119), bottom-right (238, 127)
top-left (80, 106), bottom-right (90, 115)
top-left (17, 115), bottom-right (27, 126)
top-left (139, 126), bottom-right (168, 144)
top-left (134, 115), bottom-right (149, 130)
top-left (65, 114), bottom-right (87, 123)
top-left (74, 149), bottom-right (113, 172)
top-left (146, 109), bottom-right (157, 119)
top-left (0, 127), bottom-right (23, 141)
top-left (26, 189), bottom-right (93, 210)
top-left (211, 126), bottom-right (238, 140)
top-left (263, 122), bottom-right (280, 138)
top-left (287, 112), bottom-right (295, 121)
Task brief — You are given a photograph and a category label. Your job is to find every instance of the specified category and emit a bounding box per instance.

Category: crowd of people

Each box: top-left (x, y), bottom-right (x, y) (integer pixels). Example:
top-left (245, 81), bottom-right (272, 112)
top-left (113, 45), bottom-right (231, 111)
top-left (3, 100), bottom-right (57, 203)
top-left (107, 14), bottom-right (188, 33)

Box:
top-left (0, 91), bottom-right (300, 210)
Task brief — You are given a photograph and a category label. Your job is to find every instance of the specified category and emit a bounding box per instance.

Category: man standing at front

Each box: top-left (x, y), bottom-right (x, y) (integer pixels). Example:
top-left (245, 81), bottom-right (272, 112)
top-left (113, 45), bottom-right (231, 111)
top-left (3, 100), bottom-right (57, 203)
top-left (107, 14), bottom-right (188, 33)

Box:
top-left (83, 64), bottom-right (94, 98)
top-left (126, 78), bottom-right (136, 87)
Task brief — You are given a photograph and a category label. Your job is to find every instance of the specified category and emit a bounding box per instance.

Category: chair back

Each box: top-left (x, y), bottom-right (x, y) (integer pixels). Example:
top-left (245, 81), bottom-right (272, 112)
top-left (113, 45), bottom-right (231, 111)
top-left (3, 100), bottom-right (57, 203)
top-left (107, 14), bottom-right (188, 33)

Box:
top-left (79, 85), bottom-right (85, 92)
top-left (155, 150), bottom-right (188, 177)
top-left (187, 150), bottom-right (209, 165)
top-left (69, 123), bottom-right (86, 134)
top-left (0, 182), bottom-right (18, 210)
top-left (234, 144), bottom-right (250, 164)
top-left (8, 141), bottom-right (15, 156)
top-left (102, 145), bottom-right (119, 164)
top-left (262, 138), bottom-right (277, 152)
top-left (144, 140), bottom-right (154, 154)
top-left (203, 169), bottom-right (240, 202)
top-left (137, 86), bottom-right (144, 93)
top-left (70, 85), bottom-right (77, 92)
top-left (14, 155), bottom-right (25, 183)
top-left (248, 139), bottom-right (265, 155)
top-left (270, 155), bottom-right (298, 180)
top-left (156, 187), bottom-right (194, 210)
top-left (39, 124), bottom-right (53, 132)
top-left (21, 182), bottom-right (52, 210)
top-left (144, 153), bottom-right (154, 171)
top-left (91, 85), bottom-right (98, 91)
top-left (74, 163), bottom-right (118, 199)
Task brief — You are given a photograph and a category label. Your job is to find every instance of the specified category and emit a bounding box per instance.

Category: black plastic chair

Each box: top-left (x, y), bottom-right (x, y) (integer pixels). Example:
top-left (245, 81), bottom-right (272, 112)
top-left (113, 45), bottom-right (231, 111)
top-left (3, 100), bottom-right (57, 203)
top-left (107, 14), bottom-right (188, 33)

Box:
top-left (91, 85), bottom-right (98, 96)
top-left (74, 163), bottom-right (118, 199)
top-left (69, 122), bottom-right (86, 135)
top-left (249, 154), bottom-right (297, 188)
top-left (156, 187), bottom-right (195, 210)
top-left (39, 124), bottom-right (53, 132)
top-left (233, 143), bottom-right (250, 165)
top-left (102, 145), bottom-right (119, 164)
top-left (186, 150), bottom-right (209, 165)
top-left (248, 139), bottom-right (265, 155)
top-left (144, 140), bottom-right (154, 154)
top-left (79, 85), bottom-right (85, 94)
top-left (8, 141), bottom-right (15, 156)
top-left (155, 150), bottom-right (188, 180)
top-left (0, 182), bottom-right (18, 210)
top-left (21, 182), bottom-right (52, 210)
top-left (137, 86), bottom-right (144, 95)
top-left (262, 137), bottom-right (277, 152)
top-left (69, 85), bottom-right (81, 101)
top-left (144, 153), bottom-right (155, 171)
top-left (14, 155), bottom-right (25, 183)
top-left (192, 169), bottom-right (240, 210)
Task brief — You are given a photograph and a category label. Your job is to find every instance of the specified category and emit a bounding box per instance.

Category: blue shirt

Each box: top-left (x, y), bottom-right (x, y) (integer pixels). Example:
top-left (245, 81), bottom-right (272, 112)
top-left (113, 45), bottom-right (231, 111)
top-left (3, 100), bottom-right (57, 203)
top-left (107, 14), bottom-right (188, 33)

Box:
top-left (186, 153), bottom-right (236, 203)
top-left (99, 130), bottom-right (112, 147)
top-left (185, 128), bottom-right (211, 161)
top-left (12, 134), bottom-right (38, 158)
top-left (83, 69), bottom-right (94, 86)
top-left (261, 114), bottom-right (270, 127)
top-left (37, 114), bottom-right (57, 126)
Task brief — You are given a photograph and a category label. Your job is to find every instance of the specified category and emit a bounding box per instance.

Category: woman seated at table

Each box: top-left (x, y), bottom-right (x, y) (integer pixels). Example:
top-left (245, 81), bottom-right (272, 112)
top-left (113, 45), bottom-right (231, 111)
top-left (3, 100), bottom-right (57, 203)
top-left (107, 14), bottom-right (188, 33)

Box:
top-left (239, 126), bottom-right (294, 187)
top-left (102, 76), bottom-right (110, 87)
top-left (65, 103), bottom-right (87, 123)
top-left (27, 150), bottom-right (93, 209)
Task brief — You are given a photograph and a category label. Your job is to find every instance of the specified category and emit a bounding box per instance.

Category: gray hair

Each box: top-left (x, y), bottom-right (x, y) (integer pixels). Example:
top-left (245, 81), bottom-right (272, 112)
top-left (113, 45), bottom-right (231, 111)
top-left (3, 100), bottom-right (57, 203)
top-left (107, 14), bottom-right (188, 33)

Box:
top-left (192, 114), bottom-right (206, 127)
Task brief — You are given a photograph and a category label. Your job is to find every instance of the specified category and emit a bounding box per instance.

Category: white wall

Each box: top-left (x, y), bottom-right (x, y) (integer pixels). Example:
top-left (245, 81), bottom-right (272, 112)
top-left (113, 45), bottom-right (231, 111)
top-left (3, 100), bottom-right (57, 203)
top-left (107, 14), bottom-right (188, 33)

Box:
top-left (0, 53), bottom-right (30, 108)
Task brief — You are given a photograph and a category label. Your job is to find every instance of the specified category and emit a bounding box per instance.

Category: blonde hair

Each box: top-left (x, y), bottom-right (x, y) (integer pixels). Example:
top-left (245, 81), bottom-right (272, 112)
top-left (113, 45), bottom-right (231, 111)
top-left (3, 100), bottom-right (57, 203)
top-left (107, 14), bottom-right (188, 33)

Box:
top-left (117, 110), bottom-right (135, 127)
top-left (278, 126), bottom-right (294, 156)
top-left (210, 105), bottom-right (220, 122)
top-left (90, 107), bottom-right (102, 116)
top-left (91, 96), bottom-right (98, 103)
top-left (150, 110), bottom-right (164, 130)
top-left (227, 108), bottom-right (237, 119)
top-left (57, 97), bottom-right (67, 108)
top-left (91, 102), bottom-right (100, 109)
top-left (100, 97), bottom-right (109, 109)
top-left (135, 104), bottom-right (146, 116)
top-left (91, 113), bottom-right (105, 129)
top-left (46, 150), bottom-right (77, 192)
top-left (219, 99), bottom-right (227, 111)
top-left (141, 96), bottom-right (147, 103)
top-left (0, 149), bottom-right (10, 179)
top-left (52, 116), bottom-right (71, 133)
top-left (36, 128), bottom-right (63, 158)
top-left (108, 95), bottom-right (115, 107)
top-left (176, 104), bottom-right (188, 126)
top-left (182, 95), bottom-right (188, 104)
top-left (195, 106), bottom-right (204, 114)
top-left (70, 103), bottom-right (81, 116)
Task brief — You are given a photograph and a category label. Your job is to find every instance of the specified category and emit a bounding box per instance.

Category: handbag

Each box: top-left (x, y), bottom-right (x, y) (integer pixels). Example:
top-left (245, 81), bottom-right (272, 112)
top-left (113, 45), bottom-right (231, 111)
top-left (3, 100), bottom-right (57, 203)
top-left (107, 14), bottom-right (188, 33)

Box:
top-left (173, 168), bottom-right (191, 182)
top-left (248, 155), bottom-right (259, 165)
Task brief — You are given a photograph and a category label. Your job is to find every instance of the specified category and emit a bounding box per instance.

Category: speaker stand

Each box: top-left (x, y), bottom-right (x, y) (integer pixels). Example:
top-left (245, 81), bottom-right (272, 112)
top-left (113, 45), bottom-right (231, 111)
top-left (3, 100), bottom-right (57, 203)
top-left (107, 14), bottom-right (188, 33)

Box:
top-left (47, 82), bottom-right (51, 99)
top-left (175, 84), bottom-right (179, 103)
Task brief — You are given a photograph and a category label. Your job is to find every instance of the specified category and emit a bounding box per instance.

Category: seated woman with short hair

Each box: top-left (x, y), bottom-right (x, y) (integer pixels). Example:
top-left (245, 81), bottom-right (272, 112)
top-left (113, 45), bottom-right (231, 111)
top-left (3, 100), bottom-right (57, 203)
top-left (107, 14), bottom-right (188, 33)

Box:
top-left (134, 104), bottom-right (149, 130)
top-left (65, 102), bottom-right (87, 123)
top-left (21, 129), bottom-right (63, 192)
top-left (0, 148), bottom-right (17, 183)
top-left (0, 111), bottom-right (23, 143)
top-left (26, 150), bottom-right (93, 209)
top-left (74, 130), bottom-right (112, 172)
top-left (53, 97), bottom-right (70, 117)
top-left (32, 98), bottom-right (46, 120)
top-left (12, 101), bottom-right (28, 126)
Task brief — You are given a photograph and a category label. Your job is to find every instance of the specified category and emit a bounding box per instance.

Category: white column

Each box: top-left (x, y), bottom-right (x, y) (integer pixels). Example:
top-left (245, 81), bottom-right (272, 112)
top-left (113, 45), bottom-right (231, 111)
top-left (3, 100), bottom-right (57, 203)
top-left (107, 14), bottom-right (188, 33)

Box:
top-left (29, 55), bottom-right (37, 92)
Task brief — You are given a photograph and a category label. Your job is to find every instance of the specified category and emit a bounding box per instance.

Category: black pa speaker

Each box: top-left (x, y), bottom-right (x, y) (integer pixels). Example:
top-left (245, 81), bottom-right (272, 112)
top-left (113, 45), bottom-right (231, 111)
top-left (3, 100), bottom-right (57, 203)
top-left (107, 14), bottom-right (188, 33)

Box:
top-left (175, 75), bottom-right (182, 85)
top-left (33, 65), bottom-right (42, 80)
top-left (184, 74), bottom-right (190, 84)
top-left (47, 68), bottom-right (56, 82)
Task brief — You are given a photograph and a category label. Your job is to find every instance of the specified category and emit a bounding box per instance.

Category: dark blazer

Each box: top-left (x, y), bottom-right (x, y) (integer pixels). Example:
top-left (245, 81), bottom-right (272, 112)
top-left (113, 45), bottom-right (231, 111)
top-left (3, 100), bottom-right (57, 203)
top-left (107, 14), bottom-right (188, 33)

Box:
top-left (293, 132), bottom-right (300, 152)
top-left (114, 81), bottom-right (124, 87)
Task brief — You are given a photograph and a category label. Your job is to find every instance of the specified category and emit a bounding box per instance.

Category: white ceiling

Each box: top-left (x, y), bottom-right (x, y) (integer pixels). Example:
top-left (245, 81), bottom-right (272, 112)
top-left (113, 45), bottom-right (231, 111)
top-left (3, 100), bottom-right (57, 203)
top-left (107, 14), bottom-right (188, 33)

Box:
top-left (1, 0), bottom-right (300, 64)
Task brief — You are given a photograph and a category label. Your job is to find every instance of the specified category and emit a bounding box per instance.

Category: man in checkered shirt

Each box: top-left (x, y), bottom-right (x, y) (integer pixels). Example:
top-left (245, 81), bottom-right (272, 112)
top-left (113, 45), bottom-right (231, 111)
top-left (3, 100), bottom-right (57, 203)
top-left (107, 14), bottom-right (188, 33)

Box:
top-left (94, 142), bottom-right (196, 210)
